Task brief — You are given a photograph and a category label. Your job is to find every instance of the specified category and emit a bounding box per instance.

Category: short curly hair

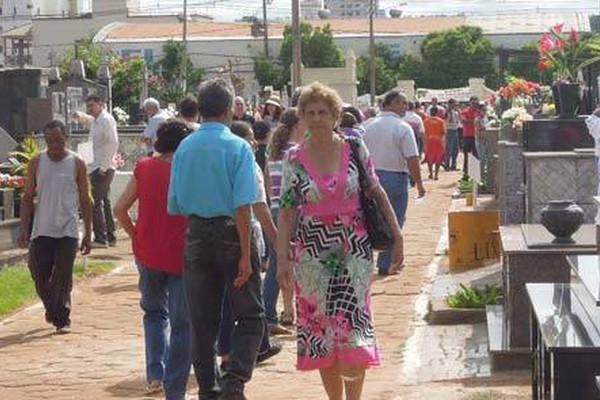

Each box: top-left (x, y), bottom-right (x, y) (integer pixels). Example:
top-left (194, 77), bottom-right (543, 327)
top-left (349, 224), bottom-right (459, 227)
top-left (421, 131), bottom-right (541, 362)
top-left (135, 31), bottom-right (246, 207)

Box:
top-left (154, 119), bottom-right (192, 154)
top-left (297, 82), bottom-right (343, 121)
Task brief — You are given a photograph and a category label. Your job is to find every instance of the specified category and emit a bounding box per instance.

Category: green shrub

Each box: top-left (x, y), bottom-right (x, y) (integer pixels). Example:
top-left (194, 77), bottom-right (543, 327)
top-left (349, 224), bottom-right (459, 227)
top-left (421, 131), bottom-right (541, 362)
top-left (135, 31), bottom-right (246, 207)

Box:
top-left (445, 283), bottom-right (502, 309)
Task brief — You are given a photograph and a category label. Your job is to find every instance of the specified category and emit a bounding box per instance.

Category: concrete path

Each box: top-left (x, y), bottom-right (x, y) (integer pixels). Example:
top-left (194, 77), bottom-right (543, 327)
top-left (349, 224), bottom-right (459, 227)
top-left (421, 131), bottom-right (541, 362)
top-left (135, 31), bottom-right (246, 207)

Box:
top-left (0, 167), bottom-right (530, 400)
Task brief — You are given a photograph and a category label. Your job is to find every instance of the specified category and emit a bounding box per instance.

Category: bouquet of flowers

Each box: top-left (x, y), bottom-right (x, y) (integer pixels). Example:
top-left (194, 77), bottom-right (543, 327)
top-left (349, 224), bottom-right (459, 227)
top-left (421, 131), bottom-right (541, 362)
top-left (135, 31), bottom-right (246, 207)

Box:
top-left (499, 77), bottom-right (541, 103)
top-left (501, 107), bottom-right (533, 130)
top-left (113, 152), bottom-right (126, 170)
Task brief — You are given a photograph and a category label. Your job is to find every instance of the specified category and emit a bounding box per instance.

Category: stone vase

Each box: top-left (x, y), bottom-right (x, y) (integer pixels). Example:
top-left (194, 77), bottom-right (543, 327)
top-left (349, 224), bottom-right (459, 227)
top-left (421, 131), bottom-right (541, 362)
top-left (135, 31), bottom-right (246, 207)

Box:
top-left (553, 82), bottom-right (581, 119)
top-left (540, 200), bottom-right (584, 243)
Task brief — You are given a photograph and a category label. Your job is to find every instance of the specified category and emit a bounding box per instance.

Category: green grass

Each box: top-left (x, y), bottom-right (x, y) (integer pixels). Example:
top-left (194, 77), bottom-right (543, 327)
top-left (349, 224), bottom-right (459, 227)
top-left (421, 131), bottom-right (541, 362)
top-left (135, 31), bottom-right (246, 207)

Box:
top-left (0, 260), bottom-right (115, 318)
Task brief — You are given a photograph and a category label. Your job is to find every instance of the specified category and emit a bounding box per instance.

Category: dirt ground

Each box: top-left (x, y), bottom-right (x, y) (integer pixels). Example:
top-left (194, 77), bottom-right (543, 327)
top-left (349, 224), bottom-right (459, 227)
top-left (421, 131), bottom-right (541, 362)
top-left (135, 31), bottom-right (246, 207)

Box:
top-left (0, 166), bottom-right (530, 400)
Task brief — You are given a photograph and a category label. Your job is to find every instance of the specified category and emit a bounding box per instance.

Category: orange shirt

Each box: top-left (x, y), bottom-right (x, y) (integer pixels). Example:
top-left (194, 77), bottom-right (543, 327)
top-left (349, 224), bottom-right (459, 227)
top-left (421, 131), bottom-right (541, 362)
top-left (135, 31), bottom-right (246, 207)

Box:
top-left (424, 116), bottom-right (446, 142)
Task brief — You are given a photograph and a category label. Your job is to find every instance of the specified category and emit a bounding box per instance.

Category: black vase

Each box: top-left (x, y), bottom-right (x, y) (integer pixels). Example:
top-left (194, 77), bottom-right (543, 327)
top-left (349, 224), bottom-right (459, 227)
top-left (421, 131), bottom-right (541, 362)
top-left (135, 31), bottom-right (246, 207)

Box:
top-left (540, 200), bottom-right (584, 243)
top-left (552, 82), bottom-right (581, 119)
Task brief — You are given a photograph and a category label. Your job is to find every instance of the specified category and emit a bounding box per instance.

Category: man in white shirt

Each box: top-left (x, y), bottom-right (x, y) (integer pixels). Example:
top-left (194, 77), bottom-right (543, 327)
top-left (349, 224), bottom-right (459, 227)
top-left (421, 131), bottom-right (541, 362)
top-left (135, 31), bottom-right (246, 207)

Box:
top-left (86, 95), bottom-right (119, 247)
top-left (363, 90), bottom-right (425, 275)
top-left (141, 97), bottom-right (170, 153)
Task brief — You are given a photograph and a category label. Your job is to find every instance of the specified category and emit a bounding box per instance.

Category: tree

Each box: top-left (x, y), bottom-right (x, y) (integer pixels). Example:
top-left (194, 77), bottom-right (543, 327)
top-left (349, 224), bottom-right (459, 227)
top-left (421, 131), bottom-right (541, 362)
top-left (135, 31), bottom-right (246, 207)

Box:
top-left (158, 40), bottom-right (206, 95)
top-left (356, 43), bottom-right (401, 95)
top-left (418, 26), bottom-right (496, 89)
top-left (59, 34), bottom-right (102, 80)
top-left (259, 22), bottom-right (345, 89)
top-left (254, 56), bottom-right (285, 90)
top-left (111, 56), bottom-right (145, 114)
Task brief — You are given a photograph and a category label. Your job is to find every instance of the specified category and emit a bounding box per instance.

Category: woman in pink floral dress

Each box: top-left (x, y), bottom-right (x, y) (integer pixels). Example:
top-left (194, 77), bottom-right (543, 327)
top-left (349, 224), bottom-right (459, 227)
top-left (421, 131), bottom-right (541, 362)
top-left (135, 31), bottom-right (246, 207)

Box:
top-left (276, 82), bottom-right (404, 400)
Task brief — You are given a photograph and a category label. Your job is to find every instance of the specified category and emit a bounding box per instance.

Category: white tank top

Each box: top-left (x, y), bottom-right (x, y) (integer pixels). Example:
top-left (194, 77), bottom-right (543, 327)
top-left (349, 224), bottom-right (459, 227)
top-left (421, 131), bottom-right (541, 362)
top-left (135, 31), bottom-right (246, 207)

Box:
top-left (31, 150), bottom-right (80, 240)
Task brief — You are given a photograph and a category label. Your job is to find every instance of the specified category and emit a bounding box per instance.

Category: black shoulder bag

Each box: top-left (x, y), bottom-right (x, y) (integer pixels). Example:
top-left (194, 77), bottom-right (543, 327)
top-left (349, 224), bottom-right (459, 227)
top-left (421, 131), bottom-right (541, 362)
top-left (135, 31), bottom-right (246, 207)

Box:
top-left (347, 139), bottom-right (394, 251)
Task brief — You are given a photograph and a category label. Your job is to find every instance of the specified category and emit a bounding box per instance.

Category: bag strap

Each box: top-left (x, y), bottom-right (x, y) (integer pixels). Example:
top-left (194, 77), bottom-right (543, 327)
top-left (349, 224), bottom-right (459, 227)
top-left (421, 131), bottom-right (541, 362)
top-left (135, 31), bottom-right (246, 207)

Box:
top-left (346, 138), bottom-right (370, 191)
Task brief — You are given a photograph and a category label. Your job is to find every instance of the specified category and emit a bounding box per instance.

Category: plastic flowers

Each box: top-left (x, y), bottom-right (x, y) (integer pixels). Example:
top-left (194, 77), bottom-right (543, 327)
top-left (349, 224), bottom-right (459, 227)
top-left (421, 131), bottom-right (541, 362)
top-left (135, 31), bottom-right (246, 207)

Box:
top-left (538, 24), bottom-right (584, 82)
top-left (0, 174), bottom-right (25, 190)
top-left (499, 77), bottom-right (541, 102)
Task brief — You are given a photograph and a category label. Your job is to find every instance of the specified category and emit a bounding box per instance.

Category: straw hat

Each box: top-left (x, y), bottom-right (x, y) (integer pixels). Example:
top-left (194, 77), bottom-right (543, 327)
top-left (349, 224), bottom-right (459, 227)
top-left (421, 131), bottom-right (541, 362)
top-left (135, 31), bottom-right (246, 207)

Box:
top-left (265, 96), bottom-right (282, 109)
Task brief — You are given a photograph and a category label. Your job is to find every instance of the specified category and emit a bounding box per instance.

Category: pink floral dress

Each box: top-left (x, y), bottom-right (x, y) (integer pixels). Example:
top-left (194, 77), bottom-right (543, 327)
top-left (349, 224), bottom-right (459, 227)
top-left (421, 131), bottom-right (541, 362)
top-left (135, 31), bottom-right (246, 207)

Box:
top-left (280, 138), bottom-right (380, 371)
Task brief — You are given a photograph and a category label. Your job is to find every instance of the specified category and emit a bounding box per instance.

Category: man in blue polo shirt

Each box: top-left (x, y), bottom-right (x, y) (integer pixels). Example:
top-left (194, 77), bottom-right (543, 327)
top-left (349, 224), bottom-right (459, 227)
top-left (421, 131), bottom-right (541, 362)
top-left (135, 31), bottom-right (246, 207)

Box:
top-left (168, 78), bottom-right (263, 400)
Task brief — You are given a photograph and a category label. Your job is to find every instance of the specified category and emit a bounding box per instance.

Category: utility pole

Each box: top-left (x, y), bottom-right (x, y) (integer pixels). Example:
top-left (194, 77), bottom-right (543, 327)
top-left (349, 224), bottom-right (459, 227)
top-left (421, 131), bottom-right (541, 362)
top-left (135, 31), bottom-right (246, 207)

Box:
top-left (291, 0), bottom-right (301, 90)
top-left (182, 0), bottom-right (188, 92)
top-left (369, 0), bottom-right (376, 106)
top-left (262, 0), bottom-right (269, 57)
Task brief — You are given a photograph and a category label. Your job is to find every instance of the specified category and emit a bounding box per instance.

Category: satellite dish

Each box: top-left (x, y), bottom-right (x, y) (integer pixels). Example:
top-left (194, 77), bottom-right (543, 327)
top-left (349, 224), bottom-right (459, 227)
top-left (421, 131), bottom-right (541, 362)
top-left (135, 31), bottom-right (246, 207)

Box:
top-left (318, 9), bottom-right (332, 19)
top-left (390, 9), bottom-right (403, 18)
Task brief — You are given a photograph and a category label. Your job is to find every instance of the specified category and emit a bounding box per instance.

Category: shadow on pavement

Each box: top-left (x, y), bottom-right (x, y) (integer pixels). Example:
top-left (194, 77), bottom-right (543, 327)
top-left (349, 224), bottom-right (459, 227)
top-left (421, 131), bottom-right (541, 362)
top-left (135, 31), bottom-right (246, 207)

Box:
top-left (0, 327), bottom-right (54, 350)
top-left (94, 283), bottom-right (139, 295)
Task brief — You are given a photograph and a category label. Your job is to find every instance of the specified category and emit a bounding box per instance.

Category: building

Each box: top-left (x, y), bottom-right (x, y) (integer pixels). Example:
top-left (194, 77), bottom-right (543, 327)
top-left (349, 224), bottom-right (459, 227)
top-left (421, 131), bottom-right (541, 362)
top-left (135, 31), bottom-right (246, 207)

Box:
top-left (30, 0), bottom-right (179, 67)
top-left (324, 0), bottom-right (377, 19)
top-left (301, 0), bottom-right (323, 20)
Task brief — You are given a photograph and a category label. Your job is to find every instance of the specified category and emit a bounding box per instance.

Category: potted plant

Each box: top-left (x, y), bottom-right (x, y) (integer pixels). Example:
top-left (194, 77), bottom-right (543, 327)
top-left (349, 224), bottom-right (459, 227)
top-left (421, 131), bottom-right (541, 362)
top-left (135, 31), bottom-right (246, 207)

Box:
top-left (538, 24), bottom-right (600, 118)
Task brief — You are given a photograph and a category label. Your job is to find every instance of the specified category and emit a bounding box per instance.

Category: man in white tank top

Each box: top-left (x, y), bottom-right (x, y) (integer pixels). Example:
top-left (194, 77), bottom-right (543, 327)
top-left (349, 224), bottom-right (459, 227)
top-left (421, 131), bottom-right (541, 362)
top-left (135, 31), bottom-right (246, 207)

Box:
top-left (19, 120), bottom-right (93, 334)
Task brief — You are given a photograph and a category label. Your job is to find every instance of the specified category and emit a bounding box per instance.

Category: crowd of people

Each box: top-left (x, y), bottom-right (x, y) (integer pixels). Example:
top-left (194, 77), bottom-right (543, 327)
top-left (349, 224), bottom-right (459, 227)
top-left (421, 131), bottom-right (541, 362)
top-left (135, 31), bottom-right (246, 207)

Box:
top-left (18, 79), bottom-right (494, 400)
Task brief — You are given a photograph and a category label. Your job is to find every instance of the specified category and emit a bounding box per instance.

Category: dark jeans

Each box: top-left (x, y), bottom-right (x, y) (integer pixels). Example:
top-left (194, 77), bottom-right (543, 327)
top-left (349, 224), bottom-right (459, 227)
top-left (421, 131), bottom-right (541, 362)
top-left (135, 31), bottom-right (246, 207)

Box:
top-left (90, 168), bottom-right (116, 244)
top-left (218, 287), bottom-right (271, 358)
top-left (184, 215), bottom-right (264, 400)
top-left (29, 236), bottom-right (78, 328)
top-left (445, 129), bottom-right (459, 170)
top-left (462, 137), bottom-right (478, 177)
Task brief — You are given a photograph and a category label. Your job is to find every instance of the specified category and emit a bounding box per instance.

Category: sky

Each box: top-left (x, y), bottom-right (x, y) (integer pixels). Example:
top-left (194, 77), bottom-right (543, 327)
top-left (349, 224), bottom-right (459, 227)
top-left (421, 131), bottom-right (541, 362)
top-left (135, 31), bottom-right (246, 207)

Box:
top-left (131, 0), bottom-right (600, 22)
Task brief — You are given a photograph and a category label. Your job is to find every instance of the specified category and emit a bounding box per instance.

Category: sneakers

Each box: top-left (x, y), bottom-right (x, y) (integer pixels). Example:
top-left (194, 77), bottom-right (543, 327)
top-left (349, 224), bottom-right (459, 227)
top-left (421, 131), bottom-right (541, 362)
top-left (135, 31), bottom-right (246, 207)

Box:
top-left (55, 324), bottom-right (71, 334)
top-left (108, 240), bottom-right (117, 247)
top-left (145, 380), bottom-right (163, 395)
top-left (256, 341), bottom-right (282, 364)
top-left (90, 241), bottom-right (108, 249)
top-left (268, 323), bottom-right (293, 336)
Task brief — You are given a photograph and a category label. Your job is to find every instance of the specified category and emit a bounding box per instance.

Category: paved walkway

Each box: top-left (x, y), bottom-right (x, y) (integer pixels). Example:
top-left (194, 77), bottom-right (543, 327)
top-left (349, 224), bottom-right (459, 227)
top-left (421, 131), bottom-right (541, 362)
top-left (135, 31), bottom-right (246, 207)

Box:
top-left (0, 167), bottom-right (529, 400)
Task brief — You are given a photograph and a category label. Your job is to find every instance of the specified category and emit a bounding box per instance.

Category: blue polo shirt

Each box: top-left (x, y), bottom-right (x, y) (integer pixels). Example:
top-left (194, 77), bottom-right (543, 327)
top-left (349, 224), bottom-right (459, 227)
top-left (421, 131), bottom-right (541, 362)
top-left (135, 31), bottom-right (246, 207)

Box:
top-left (167, 122), bottom-right (257, 218)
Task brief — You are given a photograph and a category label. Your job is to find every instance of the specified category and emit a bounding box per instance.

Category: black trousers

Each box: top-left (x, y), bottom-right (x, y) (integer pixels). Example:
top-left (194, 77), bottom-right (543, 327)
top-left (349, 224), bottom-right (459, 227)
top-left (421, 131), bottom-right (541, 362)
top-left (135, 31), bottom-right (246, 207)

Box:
top-left (90, 168), bottom-right (116, 244)
top-left (29, 236), bottom-right (78, 328)
top-left (184, 215), bottom-right (264, 400)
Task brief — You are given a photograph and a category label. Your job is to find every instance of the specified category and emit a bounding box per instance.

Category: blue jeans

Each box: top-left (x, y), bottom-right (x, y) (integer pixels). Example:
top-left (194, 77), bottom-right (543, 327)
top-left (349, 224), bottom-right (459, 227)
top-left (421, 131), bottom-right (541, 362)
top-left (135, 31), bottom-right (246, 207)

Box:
top-left (445, 129), bottom-right (459, 169)
top-left (263, 209), bottom-right (279, 324)
top-left (184, 215), bottom-right (264, 400)
top-left (138, 264), bottom-right (192, 400)
top-left (375, 170), bottom-right (409, 273)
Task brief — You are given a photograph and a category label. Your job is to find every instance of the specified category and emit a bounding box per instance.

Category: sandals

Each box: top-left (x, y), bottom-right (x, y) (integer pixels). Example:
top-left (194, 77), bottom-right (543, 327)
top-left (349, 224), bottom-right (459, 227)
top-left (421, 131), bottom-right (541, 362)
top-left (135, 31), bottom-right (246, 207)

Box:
top-left (279, 311), bottom-right (294, 327)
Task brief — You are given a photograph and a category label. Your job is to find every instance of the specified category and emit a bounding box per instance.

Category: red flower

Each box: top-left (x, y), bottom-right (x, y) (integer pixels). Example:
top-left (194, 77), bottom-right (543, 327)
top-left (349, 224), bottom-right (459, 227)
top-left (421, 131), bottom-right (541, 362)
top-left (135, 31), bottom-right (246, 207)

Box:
top-left (553, 23), bottom-right (564, 34)
top-left (538, 59), bottom-right (548, 71)
top-left (570, 28), bottom-right (579, 44)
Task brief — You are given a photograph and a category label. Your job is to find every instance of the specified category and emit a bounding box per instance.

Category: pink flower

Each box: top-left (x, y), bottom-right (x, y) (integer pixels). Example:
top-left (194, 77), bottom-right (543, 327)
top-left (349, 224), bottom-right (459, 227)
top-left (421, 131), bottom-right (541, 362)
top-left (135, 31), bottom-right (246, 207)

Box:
top-left (538, 33), bottom-right (555, 55)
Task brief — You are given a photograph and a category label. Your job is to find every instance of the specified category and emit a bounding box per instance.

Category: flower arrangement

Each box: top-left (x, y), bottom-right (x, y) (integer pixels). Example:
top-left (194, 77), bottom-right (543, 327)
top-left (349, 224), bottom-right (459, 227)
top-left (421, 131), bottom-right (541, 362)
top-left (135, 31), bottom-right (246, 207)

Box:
top-left (0, 174), bottom-right (25, 190)
top-left (537, 24), bottom-right (600, 82)
top-left (112, 107), bottom-right (130, 126)
top-left (501, 107), bottom-right (533, 130)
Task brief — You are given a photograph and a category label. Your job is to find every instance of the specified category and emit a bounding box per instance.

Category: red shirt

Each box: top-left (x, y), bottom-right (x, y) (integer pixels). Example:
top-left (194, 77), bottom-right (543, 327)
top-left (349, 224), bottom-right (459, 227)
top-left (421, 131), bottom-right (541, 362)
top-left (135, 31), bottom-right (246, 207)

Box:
top-left (461, 107), bottom-right (479, 138)
top-left (133, 157), bottom-right (187, 275)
